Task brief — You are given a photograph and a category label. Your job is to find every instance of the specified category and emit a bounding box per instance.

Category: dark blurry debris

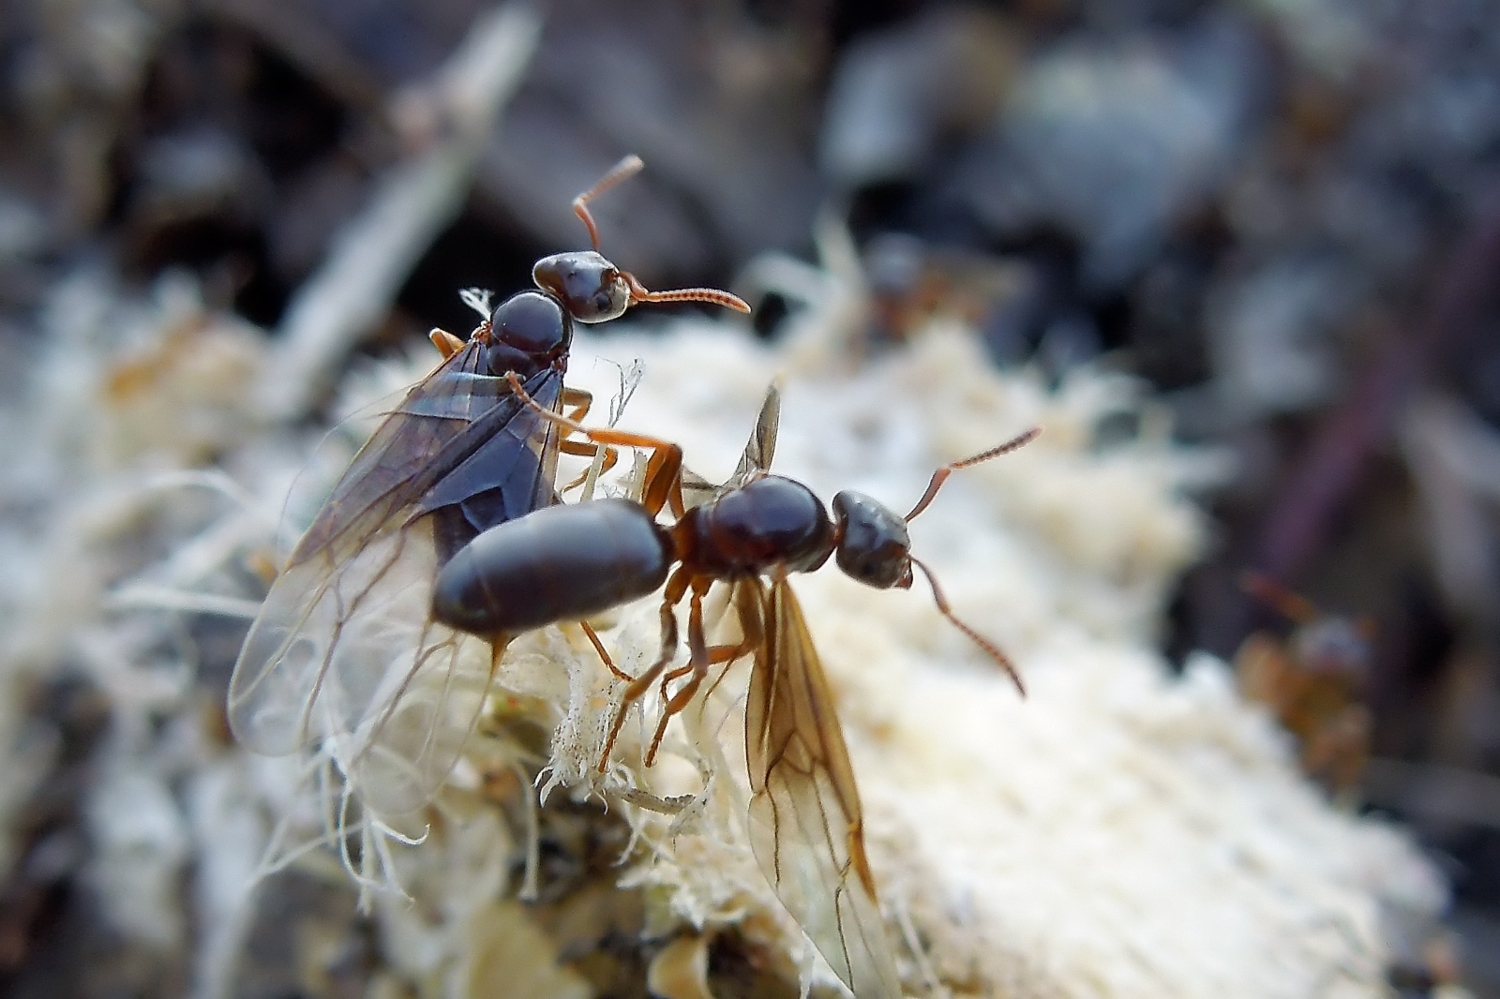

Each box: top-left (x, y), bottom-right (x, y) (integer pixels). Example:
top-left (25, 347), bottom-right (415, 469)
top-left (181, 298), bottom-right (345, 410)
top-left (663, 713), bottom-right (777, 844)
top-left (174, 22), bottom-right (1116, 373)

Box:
top-left (476, 0), bottom-right (821, 286)
top-left (1253, 190), bottom-right (1500, 584)
top-left (1366, 759), bottom-right (1500, 832)
top-left (1201, 255), bottom-right (1363, 424)
top-left (206, 0), bottom-right (388, 113)
top-left (820, 5), bottom-right (1021, 188)
top-left (1449, 906), bottom-right (1500, 997)
top-left (134, 127), bottom-right (273, 225)
top-left (0, 194), bottom-right (50, 262)
top-left (1245, 0), bottom-right (1374, 83)
top-left (1127, 243), bottom-right (1216, 392)
top-left (1401, 395), bottom-right (1500, 624)
top-left (862, 232), bottom-right (1037, 348)
top-left (957, 16), bottom-right (1262, 289)
top-left (234, 867), bottom-right (376, 999)
top-left (1236, 571), bottom-right (1374, 797)
top-left (256, 3), bottom-right (540, 422)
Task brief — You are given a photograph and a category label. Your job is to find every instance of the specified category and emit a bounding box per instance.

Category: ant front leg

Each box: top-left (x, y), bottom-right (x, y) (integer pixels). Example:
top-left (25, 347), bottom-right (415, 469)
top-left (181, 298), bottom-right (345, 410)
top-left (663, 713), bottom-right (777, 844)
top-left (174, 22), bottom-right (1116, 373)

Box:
top-left (429, 328), bottom-right (467, 360)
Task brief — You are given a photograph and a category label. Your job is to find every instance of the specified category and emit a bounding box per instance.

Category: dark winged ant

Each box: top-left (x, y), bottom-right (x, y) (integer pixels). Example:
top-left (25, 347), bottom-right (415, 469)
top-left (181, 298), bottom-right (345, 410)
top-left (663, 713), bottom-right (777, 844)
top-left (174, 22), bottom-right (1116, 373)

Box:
top-left (227, 156), bottom-right (748, 814)
top-left (431, 385), bottom-right (1037, 999)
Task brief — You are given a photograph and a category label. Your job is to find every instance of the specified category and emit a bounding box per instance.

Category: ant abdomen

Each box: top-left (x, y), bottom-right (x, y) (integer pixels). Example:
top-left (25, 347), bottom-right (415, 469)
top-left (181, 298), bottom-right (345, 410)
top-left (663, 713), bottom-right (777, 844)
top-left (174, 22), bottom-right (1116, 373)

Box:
top-left (433, 499), bottom-right (672, 636)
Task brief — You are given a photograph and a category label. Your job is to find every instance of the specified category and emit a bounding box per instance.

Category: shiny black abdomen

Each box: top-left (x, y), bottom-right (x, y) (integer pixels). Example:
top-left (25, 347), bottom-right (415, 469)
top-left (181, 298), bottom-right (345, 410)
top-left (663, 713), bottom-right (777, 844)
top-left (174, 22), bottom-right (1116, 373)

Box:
top-left (433, 499), bottom-right (672, 635)
top-left (680, 475), bottom-right (835, 578)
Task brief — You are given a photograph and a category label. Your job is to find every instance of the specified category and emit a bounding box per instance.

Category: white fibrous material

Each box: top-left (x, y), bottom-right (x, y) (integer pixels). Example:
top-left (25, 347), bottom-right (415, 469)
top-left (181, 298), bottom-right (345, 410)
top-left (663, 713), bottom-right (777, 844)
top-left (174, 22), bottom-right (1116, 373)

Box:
top-left (0, 264), bottom-right (1448, 999)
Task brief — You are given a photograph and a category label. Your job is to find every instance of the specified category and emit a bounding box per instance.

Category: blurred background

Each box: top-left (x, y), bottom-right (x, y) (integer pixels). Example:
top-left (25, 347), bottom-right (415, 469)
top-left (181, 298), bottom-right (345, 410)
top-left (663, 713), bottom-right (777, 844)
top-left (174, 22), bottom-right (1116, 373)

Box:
top-left (1, 0), bottom-right (1499, 994)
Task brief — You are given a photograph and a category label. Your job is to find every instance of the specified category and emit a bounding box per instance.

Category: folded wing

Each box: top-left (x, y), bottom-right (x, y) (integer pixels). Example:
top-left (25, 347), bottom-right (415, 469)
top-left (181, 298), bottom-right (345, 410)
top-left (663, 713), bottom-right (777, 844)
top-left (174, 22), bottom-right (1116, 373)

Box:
top-left (743, 574), bottom-right (902, 999)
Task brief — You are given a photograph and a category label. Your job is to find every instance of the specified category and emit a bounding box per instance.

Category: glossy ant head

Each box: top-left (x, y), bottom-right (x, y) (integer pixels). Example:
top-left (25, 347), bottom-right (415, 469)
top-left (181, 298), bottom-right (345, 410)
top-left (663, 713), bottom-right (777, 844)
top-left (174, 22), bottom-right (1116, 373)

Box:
top-left (830, 491), bottom-right (913, 590)
top-left (531, 155), bottom-right (751, 322)
top-left (532, 251), bottom-right (631, 323)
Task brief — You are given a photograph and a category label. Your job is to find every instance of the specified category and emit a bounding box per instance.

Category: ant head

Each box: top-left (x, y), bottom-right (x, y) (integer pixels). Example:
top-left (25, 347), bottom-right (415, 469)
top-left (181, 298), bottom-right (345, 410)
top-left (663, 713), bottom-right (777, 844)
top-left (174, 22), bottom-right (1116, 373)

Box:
top-left (830, 491), bottom-right (913, 590)
top-left (533, 250), bottom-right (632, 323)
top-left (540, 154), bottom-right (752, 323)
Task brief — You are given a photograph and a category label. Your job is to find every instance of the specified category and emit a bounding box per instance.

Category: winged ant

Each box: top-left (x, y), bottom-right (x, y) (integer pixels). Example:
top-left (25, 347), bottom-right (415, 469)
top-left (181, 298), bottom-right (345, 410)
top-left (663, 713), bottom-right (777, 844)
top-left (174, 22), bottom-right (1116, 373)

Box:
top-left (227, 156), bottom-right (748, 814)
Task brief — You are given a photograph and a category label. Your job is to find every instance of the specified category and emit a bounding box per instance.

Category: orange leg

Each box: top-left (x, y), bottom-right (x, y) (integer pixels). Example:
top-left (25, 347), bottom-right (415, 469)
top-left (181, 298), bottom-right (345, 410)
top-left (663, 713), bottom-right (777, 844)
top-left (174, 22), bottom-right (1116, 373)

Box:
top-left (598, 567), bottom-right (690, 771)
top-left (429, 327), bottom-right (466, 359)
top-left (579, 620), bottom-right (633, 683)
top-left (505, 371), bottom-right (686, 516)
top-left (645, 582), bottom-right (762, 765)
top-left (560, 386), bottom-right (593, 424)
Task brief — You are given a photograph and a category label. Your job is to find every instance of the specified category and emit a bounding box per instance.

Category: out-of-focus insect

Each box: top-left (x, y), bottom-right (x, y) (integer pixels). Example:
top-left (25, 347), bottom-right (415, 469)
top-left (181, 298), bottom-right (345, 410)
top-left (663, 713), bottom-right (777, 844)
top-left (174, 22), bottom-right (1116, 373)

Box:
top-left (1236, 571), bottom-right (1374, 797)
top-left (432, 385), bottom-right (1035, 999)
top-left (227, 155), bottom-right (749, 814)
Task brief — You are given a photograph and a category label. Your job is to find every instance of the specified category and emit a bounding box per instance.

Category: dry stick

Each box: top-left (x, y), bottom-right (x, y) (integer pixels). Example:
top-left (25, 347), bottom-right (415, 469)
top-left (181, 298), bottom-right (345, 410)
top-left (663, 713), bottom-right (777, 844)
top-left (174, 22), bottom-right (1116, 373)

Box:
top-left (257, 4), bottom-right (542, 422)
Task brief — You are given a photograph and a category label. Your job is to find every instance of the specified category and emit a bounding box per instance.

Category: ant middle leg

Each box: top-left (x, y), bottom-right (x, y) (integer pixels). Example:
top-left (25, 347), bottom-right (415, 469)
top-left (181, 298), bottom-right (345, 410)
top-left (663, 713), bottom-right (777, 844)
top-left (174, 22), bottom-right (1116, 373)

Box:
top-left (645, 583), bottom-right (762, 764)
top-left (645, 581), bottom-right (720, 765)
top-left (598, 568), bottom-right (690, 772)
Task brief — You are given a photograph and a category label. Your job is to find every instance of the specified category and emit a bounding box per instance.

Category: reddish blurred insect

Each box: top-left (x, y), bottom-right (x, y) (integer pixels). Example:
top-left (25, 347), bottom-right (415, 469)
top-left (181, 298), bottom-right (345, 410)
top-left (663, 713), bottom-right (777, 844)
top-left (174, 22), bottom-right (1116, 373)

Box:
top-left (432, 385), bottom-right (1035, 999)
top-left (1236, 571), bottom-right (1374, 797)
top-left (227, 156), bottom-right (749, 814)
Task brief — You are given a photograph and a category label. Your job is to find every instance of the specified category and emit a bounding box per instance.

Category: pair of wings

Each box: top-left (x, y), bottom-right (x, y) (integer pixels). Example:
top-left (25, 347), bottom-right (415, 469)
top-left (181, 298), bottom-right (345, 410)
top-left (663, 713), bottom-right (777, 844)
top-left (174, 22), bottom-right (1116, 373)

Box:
top-left (710, 389), bottom-right (903, 999)
top-left (228, 334), bottom-right (566, 815)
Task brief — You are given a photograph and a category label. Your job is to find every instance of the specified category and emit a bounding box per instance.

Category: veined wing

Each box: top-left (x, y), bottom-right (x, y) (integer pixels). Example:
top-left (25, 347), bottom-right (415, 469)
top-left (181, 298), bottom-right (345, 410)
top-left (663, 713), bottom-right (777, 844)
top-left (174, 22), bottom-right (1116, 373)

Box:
top-left (680, 384), bottom-right (780, 509)
top-left (742, 574), bottom-right (901, 999)
top-left (229, 341), bottom-right (565, 812)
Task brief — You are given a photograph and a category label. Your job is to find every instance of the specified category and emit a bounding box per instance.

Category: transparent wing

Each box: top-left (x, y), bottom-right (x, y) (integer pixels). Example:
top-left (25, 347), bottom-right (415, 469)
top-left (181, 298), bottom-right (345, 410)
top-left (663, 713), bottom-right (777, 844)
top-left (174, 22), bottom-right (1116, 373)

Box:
top-left (229, 342), bottom-right (563, 813)
top-left (742, 575), bottom-right (901, 999)
top-left (681, 383), bottom-right (781, 509)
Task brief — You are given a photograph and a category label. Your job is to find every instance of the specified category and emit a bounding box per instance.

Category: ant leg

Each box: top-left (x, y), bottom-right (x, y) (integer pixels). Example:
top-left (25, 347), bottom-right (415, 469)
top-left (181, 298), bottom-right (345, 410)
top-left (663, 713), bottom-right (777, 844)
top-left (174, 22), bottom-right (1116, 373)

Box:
top-left (558, 437), bottom-right (620, 496)
top-left (909, 556), bottom-right (1026, 697)
top-left (696, 583), bottom-right (765, 705)
top-left (903, 427), bottom-right (1041, 521)
top-left (579, 621), bottom-right (633, 683)
top-left (505, 372), bottom-right (685, 516)
top-left (598, 569), bottom-right (688, 772)
top-left (645, 585), bottom-right (714, 766)
top-left (429, 328), bottom-right (466, 360)
top-left (573, 155), bottom-right (645, 252)
top-left (1239, 570), bottom-right (1319, 625)
top-left (560, 386), bottom-right (594, 424)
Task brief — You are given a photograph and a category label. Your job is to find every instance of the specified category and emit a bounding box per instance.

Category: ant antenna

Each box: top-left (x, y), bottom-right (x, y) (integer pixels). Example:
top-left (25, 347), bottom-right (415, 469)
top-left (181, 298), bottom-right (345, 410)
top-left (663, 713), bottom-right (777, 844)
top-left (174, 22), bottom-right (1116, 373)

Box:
top-left (571, 155), bottom-right (753, 315)
top-left (573, 154), bottom-right (644, 252)
top-left (622, 271), bottom-right (751, 314)
top-left (910, 556), bottom-right (1026, 696)
top-left (904, 427), bottom-right (1040, 522)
